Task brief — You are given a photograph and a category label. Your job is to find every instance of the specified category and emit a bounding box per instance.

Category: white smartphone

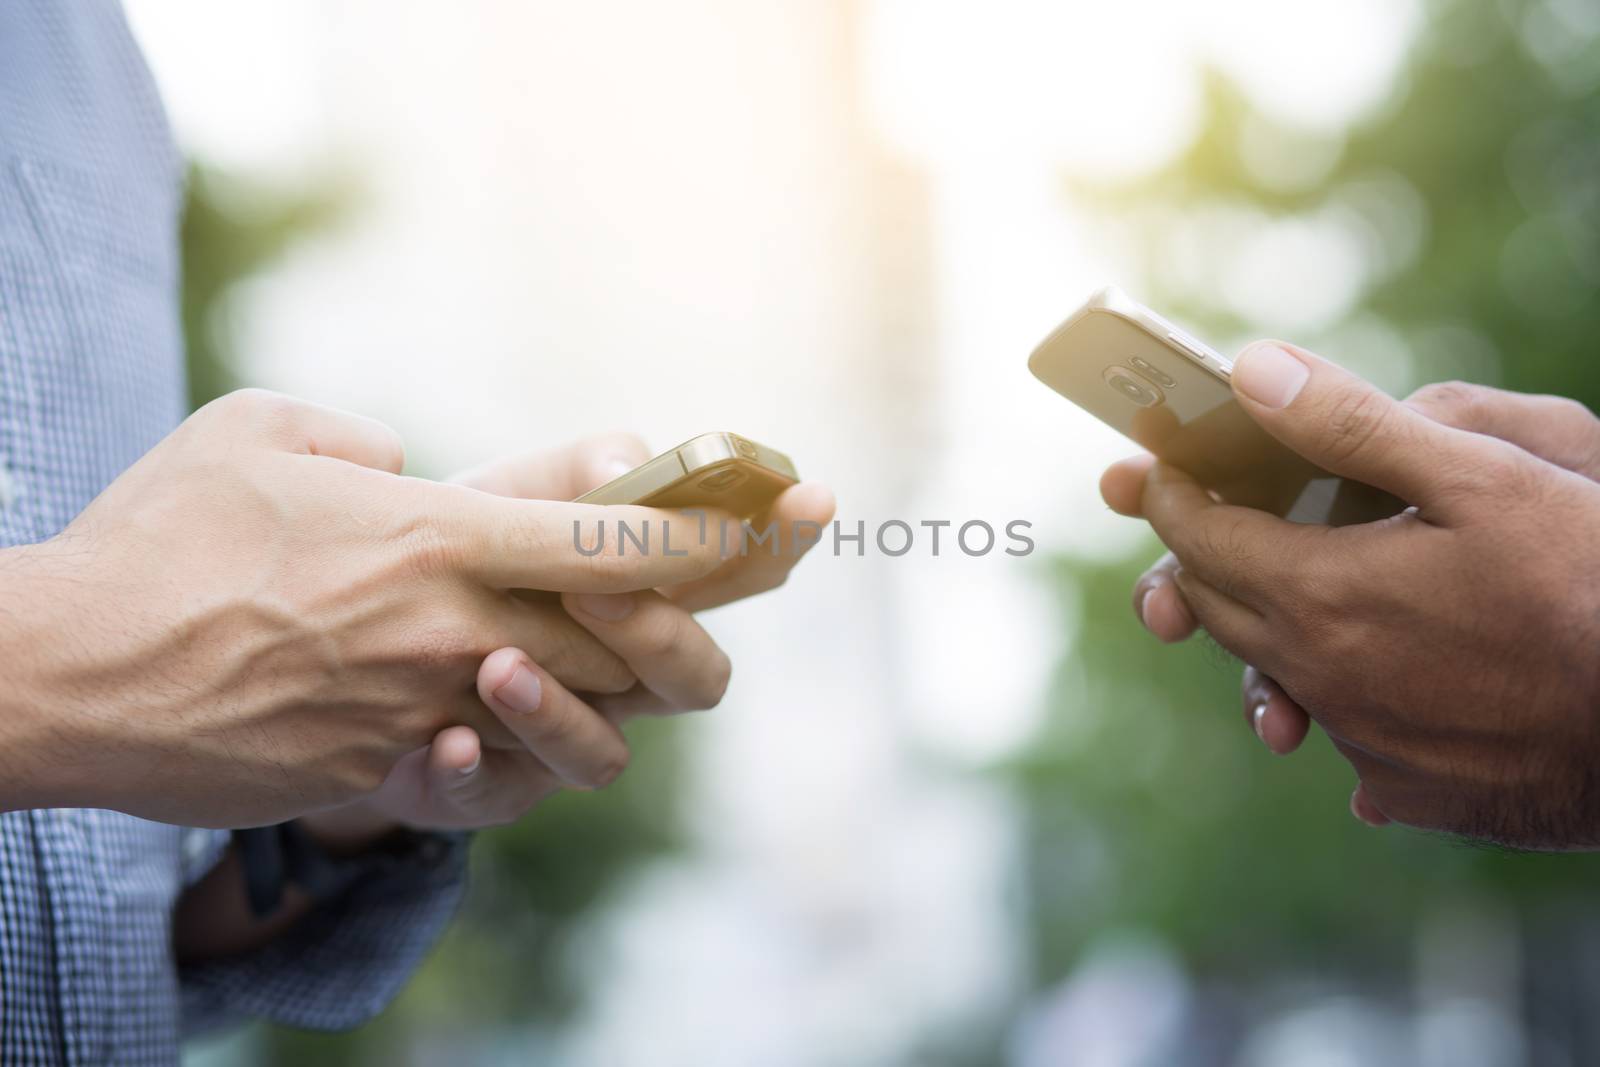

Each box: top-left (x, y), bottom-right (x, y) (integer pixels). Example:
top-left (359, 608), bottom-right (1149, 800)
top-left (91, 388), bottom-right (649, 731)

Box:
top-left (1028, 286), bottom-right (1401, 524)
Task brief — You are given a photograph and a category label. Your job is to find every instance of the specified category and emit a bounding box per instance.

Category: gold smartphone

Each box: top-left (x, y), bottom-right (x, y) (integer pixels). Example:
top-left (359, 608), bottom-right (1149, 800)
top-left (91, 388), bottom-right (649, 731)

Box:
top-left (575, 432), bottom-right (799, 521)
top-left (1028, 286), bottom-right (1401, 525)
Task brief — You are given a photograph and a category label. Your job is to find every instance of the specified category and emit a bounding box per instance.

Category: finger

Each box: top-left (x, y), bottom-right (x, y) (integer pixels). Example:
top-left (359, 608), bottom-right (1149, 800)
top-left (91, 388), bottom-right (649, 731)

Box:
top-left (665, 481), bottom-right (836, 612)
top-left (445, 691), bottom-right (524, 752)
top-left (1131, 553), bottom-right (1196, 643)
top-left (1170, 568), bottom-right (1270, 662)
top-left (1100, 453), bottom-right (1156, 517)
top-left (1241, 666), bottom-right (1310, 755)
top-left (1405, 382), bottom-right (1600, 480)
top-left (591, 684), bottom-right (675, 726)
top-left (436, 486), bottom-right (732, 592)
top-left (230, 390), bottom-right (407, 473)
top-left (427, 724), bottom-right (483, 777)
top-left (1229, 341), bottom-right (1504, 521)
top-left (488, 595), bottom-right (636, 695)
top-left (1141, 461), bottom-right (1324, 604)
top-left (435, 731), bottom-right (563, 826)
top-left (475, 648), bottom-right (629, 789)
top-left (450, 433), bottom-right (653, 500)
top-left (1350, 781), bottom-right (1392, 827)
top-left (563, 590), bottom-right (732, 712)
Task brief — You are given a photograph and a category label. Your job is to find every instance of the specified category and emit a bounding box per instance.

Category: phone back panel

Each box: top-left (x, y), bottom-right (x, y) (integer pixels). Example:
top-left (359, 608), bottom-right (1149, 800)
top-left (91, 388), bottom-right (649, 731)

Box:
top-left (576, 433), bottom-right (798, 522)
top-left (1030, 298), bottom-right (1402, 525)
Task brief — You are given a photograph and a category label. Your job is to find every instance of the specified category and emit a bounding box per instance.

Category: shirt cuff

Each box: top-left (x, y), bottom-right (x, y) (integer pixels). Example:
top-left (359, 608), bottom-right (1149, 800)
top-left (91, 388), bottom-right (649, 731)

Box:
top-left (180, 829), bottom-right (470, 1036)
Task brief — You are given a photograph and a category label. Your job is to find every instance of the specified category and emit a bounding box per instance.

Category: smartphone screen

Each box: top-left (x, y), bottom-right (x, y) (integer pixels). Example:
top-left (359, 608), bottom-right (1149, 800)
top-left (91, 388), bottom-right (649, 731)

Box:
top-left (1029, 292), bottom-right (1402, 525)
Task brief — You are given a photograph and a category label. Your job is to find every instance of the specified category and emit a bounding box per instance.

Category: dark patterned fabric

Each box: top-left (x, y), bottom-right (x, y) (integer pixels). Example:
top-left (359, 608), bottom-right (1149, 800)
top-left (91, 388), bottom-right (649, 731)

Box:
top-left (0, 4), bottom-right (466, 1062)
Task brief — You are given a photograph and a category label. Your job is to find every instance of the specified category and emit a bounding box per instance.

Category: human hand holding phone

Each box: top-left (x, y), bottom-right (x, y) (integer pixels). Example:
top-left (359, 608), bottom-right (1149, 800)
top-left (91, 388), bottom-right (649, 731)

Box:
top-left (1099, 340), bottom-right (1600, 849)
top-left (1106, 375), bottom-right (1600, 824)
top-left (311, 433), bottom-right (835, 835)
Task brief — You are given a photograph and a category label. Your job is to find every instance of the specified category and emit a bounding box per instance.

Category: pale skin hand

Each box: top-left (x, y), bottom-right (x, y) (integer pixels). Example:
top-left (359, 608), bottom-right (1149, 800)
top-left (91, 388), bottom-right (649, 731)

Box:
top-left (174, 433), bottom-right (833, 961)
top-left (0, 393), bottom-right (731, 829)
top-left (303, 434), bottom-right (836, 839)
top-left (1101, 344), bottom-right (1600, 849)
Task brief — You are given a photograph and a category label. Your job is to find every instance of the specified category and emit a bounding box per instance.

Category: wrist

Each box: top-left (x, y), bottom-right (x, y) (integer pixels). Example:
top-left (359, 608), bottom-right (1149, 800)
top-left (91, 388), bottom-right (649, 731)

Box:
top-left (0, 542), bottom-right (104, 811)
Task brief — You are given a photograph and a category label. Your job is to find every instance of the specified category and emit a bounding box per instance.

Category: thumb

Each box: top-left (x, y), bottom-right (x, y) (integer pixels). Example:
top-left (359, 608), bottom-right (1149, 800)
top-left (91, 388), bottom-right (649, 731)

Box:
top-left (1229, 341), bottom-right (1495, 521)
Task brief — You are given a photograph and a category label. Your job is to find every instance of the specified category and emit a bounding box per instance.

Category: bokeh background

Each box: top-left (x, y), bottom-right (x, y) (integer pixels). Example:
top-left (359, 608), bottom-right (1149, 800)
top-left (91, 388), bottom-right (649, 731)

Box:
top-left (133, 1), bottom-right (1600, 1064)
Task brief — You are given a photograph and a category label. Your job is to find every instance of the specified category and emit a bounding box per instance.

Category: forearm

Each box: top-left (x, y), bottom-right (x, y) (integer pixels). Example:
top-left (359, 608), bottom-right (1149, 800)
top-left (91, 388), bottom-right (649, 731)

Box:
top-left (0, 541), bottom-right (99, 812)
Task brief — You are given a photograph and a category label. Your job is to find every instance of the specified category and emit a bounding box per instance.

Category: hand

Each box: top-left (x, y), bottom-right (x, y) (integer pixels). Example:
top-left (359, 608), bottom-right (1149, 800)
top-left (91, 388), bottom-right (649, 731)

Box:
top-left (0, 392), bottom-right (727, 828)
top-left (1107, 344), bottom-right (1600, 848)
top-left (1104, 379), bottom-right (1600, 828)
top-left (309, 435), bottom-right (836, 834)
top-left (301, 649), bottom-right (626, 834)
top-left (1104, 381), bottom-right (1600, 764)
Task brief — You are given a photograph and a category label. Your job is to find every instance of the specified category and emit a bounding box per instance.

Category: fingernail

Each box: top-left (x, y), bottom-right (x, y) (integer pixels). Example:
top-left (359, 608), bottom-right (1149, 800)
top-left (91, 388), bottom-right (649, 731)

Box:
top-left (493, 665), bottom-right (542, 714)
top-left (1349, 788), bottom-right (1387, 827)
top-left (458, 754), bottom-right (481, 777)
top-left (1252, 702), bottom-right (1270, 745)
top-left (1138, 584), bottom-right (1158, 631)
top-left (602, 457), bottom-right (634, 482)
top-left (574, 593), bottom-right (636, 622)
top-left (1233, 343), bottom-right (1309, 409)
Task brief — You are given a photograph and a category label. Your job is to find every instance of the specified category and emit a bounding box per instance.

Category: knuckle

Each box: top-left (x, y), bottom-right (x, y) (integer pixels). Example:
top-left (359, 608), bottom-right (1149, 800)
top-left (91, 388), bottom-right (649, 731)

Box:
top-left (579, 540), bottom-right (632, 588)
top-left (219, 388), bottom-right (303, 437)
top-left (540, 619), bottom-right (635, 693)
top-left (576, 649), bottom-right (636, 695)
top-left (1549, 395), bottom-right (1596, 424)
top-left (1316, 388), bottom-right (1395, 468)
top-left (1544, 395), bottom-right (1600, 457)
top-left (1193, 517), bottom-right (1255, 576)
top-left (635, 611), bottom-right (686, 660)
top-left (396, 514), bottom-right (463, 580)
top-left (1406, 380), bottom-right (1483, 425)
top-left (1449, 439), bottom-right (1536, 505)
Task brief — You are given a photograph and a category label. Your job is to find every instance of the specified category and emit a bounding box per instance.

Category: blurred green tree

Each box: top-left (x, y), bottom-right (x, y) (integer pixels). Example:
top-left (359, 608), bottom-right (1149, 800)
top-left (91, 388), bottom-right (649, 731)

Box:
top-left (1015, 0), bottom-right (1600, 1050)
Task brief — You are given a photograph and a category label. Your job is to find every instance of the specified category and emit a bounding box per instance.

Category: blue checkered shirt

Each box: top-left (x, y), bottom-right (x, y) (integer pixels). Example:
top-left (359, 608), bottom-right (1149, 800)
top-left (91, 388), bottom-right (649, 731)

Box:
top-left (0, 3), bottom-right (468, 1062)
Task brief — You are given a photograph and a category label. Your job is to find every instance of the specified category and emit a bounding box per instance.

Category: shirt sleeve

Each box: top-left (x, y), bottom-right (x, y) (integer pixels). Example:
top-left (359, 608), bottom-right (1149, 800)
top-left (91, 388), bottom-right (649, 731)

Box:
top-left (178, 828), bottom-right (470, 1035)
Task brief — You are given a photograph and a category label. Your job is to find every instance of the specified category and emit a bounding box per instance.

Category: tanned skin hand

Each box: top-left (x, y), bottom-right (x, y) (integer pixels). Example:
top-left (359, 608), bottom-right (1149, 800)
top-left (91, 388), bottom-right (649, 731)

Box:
top-left (1100, 345), bottom-right (1600, 850)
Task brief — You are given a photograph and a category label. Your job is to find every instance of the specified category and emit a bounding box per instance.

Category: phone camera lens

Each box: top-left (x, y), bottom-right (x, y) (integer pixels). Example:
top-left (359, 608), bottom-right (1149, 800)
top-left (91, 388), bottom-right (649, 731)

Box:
top-left (1102, 366), bottom-right (1163, 407)
top-left (1129, 356), bottom-right (1178, 389)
